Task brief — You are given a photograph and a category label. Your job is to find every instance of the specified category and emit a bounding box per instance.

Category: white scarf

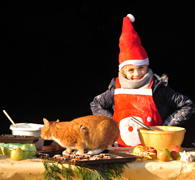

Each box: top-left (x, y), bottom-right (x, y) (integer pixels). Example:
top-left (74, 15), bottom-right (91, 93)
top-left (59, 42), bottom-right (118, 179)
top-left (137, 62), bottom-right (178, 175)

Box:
top-left (118, 68), bottom-right (153, 89)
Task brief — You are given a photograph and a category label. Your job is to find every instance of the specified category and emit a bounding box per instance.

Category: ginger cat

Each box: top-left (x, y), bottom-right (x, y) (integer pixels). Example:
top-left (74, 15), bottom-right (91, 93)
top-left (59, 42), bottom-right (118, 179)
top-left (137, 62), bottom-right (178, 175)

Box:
top-left (41, 115), bottom-right (119, 155)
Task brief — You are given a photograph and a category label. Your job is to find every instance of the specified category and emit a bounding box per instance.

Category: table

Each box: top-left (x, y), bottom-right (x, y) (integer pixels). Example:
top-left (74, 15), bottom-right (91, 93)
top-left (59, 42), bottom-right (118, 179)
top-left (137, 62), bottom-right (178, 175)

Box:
top-left (0, 155), bottom-right (44, 180)
top-left (122, 160), bottom-right (195, 180)
top-left (1, 149), bottom-right (195, 180)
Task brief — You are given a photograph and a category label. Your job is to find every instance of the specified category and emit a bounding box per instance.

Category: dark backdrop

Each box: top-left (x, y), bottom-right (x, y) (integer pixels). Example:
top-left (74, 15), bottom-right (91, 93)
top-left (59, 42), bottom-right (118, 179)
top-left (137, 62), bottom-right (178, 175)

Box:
top-left (1, 1), bottom-right (195, 147)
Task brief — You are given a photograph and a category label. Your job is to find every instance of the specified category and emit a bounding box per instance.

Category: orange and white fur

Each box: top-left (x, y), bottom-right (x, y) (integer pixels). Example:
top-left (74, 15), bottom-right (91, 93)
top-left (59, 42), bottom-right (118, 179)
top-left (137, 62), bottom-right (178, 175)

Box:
top-left (41, 115), bottom-right (119, 155)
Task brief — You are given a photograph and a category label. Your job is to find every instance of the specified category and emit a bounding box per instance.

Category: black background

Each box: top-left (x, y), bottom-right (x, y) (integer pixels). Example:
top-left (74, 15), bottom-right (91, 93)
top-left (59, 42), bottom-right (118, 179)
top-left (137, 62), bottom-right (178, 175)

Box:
top-left (1, 1), bottom-right (195, 147)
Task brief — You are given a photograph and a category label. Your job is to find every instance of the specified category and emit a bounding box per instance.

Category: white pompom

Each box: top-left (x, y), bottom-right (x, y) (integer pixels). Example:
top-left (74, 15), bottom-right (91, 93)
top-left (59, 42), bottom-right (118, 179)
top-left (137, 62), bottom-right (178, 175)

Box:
top-left (127, 14), bottom-right (135, 23)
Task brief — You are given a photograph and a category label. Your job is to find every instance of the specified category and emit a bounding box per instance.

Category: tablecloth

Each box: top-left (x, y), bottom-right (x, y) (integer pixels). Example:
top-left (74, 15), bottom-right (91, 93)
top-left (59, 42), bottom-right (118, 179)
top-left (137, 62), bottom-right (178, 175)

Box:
top-left (1, 151), bottom-right (195, 180)
top-left (0, 155), bottom-right (44, 180)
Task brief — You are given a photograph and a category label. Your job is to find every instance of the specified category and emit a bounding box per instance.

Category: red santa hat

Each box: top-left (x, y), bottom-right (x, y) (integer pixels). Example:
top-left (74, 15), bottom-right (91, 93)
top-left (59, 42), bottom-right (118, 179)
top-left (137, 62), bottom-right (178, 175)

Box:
top-left (119, 14), bottom-right (149, 71)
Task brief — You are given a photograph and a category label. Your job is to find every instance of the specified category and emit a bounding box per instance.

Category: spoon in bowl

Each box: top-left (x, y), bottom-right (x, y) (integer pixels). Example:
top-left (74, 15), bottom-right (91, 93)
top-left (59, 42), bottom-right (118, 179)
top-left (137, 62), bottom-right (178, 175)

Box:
top-left (131, 116), bottom-right (163, 131)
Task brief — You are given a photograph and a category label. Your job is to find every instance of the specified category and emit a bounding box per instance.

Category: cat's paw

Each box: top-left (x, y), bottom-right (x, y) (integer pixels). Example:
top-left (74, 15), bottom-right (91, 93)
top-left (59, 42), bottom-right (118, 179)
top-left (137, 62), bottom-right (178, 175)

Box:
top-left (76, 149), bottom-right (85, 155)
top-left (75, 151), bottom-right (84, 156)
top-left (62, 151), bottom-right (69, 156)
top-left (62, 149), bottom-right (71, 155)
top-left (87, 149), bottom-right (103, 155)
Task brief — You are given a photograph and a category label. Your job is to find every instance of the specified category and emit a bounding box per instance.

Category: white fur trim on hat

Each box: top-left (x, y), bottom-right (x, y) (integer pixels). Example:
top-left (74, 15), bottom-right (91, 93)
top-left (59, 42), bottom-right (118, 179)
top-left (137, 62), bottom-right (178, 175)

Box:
top-left (115, 88), bottom-right (152, 96)
top-left (119, 58), bottom-right (149, 71)
top-left (127, 14), bottom-right (135, 23)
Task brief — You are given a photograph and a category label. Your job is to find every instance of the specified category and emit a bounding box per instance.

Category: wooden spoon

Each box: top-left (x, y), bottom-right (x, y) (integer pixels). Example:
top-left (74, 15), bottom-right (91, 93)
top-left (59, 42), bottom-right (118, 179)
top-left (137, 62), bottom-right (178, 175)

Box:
top-left (3, 110), bottom-right (18, 128)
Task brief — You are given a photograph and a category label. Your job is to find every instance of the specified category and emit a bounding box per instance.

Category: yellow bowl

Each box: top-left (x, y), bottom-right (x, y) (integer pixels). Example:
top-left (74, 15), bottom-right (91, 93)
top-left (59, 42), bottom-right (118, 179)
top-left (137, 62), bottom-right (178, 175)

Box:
top-left (138, 126), bottom-right (186, 151)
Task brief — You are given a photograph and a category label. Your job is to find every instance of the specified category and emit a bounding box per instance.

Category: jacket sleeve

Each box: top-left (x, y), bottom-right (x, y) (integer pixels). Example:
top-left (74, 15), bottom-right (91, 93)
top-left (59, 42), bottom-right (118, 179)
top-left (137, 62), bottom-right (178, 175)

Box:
top-left (161, 86), bottom-right (195, 126)
top-left (90, 78), bottom-right (115, 118)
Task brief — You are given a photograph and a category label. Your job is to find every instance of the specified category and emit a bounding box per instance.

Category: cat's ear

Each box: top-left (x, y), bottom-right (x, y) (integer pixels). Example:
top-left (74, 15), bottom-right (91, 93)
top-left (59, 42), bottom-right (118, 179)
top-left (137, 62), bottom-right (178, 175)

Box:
top-left (43, 118), bottom-right (50, 127)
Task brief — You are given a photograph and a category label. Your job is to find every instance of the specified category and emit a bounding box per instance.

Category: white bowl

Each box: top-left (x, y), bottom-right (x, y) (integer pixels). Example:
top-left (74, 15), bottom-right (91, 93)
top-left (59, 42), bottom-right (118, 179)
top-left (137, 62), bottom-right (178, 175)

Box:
top-left (10, 123), bottom-right (44, 150)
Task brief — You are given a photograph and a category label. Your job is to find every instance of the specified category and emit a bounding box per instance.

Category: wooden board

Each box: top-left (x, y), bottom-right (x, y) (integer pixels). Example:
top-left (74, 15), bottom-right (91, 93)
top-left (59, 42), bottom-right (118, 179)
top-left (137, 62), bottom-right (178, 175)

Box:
top-left (0, 134), bottom-right (39, 143)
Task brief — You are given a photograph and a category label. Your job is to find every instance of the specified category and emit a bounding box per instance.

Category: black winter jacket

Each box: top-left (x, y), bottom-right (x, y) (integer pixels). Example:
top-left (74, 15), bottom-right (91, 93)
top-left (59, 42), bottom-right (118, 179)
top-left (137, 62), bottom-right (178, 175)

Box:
top-left (90, 74), bottom-right (195, 126)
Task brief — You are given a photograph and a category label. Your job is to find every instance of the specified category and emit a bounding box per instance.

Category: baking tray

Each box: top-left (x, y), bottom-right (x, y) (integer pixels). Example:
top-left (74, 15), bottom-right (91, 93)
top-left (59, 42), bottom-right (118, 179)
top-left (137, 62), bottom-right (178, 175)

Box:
top-left (0, 134), bottom-right (40, 143)
top-left (36, 149), bottom-right (138, 165)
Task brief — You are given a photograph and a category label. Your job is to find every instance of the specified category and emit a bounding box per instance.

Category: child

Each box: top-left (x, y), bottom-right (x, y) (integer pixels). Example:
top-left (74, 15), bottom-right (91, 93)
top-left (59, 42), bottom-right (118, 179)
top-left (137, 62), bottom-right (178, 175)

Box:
top-left (90, 14), bottom-right (195, 147)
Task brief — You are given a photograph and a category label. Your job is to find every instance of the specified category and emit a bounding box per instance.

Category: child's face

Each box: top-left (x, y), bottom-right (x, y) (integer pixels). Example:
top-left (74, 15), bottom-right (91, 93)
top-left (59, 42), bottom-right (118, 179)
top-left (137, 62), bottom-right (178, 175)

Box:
top-left (122, 64), bottom-right (148, 80)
